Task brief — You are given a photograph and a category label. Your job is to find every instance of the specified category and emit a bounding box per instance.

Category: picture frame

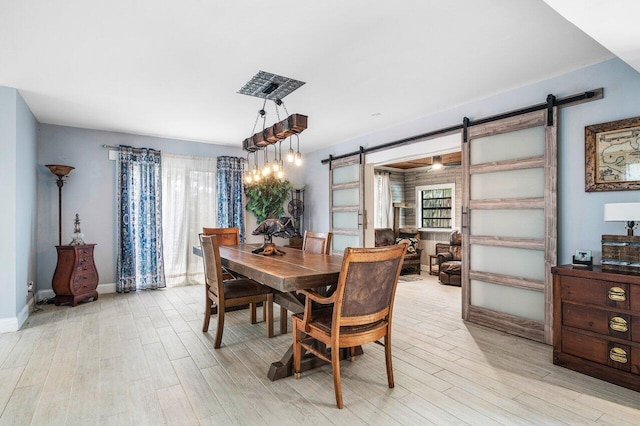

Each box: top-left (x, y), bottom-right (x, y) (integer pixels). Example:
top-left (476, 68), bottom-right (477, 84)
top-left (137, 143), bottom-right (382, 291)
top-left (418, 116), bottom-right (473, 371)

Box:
top-left (574, 249), bottom-right (592, 262)
top-left (585, 116), bottom-right (640, 192)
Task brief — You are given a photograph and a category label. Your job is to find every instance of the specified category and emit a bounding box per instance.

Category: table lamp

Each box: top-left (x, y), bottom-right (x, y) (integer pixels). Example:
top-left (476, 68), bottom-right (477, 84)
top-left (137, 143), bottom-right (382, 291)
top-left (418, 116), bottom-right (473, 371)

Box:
top-left (604, 202), bottom-right (640, 236)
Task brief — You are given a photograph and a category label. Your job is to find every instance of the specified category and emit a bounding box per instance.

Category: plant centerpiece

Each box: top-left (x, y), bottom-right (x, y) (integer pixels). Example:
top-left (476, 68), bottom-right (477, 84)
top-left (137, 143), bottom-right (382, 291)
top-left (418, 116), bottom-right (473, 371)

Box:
top-left (245, 175), bottom-right (294, 255)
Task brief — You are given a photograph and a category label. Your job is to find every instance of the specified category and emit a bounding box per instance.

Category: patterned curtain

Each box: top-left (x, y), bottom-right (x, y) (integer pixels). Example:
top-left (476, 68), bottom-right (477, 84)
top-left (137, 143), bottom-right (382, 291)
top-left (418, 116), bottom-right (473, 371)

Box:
top-left (216, 156), bottom-right (246, 242)
top-left (117, 146), bottom-right (166, 292)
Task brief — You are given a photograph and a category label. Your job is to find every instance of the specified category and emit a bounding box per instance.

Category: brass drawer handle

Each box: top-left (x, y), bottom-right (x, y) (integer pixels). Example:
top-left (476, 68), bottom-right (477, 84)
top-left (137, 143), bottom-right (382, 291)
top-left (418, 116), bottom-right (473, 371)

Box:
top-left (609, 347), bottom-right (628, 364)
top-left (608, 287), bottom-right (626, 302)
top-left (609, 317), bottom-right (629, 333)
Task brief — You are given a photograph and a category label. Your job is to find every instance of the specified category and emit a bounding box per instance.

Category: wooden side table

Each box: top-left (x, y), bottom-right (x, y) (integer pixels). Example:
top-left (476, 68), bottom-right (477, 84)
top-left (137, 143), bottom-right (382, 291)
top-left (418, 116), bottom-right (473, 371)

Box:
top-left (429, 254), bottom-right (439, 276)
top-left (52, 244), bottom-right (99, 306)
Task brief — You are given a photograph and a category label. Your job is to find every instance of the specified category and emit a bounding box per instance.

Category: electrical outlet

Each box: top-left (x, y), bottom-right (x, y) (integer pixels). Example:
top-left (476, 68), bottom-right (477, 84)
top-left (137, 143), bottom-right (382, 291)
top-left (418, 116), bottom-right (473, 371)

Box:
top-left (27, 281), bottom-right (34, 292)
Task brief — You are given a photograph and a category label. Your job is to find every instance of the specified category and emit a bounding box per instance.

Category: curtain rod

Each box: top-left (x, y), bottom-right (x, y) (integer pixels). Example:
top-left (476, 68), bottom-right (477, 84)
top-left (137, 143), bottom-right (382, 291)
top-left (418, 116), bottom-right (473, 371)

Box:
top-left (102, 144), bottom-right (119, 150)
top-left (321, 88), bottom-right (603, 164)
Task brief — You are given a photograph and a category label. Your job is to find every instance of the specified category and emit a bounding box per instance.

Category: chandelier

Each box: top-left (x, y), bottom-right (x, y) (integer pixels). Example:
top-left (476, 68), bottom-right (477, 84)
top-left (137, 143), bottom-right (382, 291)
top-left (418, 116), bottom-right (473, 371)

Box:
top-left (238, 71), bottom-right (307, 184)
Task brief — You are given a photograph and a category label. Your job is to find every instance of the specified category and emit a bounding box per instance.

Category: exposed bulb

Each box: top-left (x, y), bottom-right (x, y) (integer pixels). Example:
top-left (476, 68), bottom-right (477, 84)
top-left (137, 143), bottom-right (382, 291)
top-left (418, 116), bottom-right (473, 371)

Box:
top-left (272, 161), bottom-right (280, 173)
top-left (287, 148), bottom-right (295, 163)
top-left (277, 169), bottom-right (284, 179)
top-left (294, 152), bottom-right (302, 166)
top-left (254, 173), bottom-right (261, 182)
top-left (262, 165), bottom-right (271, 176)
top-left (245, 174), bottom-right (253, 184)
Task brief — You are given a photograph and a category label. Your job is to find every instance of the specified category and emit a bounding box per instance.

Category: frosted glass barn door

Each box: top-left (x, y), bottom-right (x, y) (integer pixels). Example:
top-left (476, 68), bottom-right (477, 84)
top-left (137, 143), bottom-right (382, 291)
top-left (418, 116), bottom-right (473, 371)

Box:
top-left (330, 155), bottom-right (364, 254)
top-left (462, 109), bottom-right (557, 344)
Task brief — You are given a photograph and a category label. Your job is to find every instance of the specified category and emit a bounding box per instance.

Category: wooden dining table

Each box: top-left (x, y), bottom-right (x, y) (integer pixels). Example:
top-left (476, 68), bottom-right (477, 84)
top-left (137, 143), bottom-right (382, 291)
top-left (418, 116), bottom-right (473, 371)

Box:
top-left (196, 243), bottom-right (358, 380)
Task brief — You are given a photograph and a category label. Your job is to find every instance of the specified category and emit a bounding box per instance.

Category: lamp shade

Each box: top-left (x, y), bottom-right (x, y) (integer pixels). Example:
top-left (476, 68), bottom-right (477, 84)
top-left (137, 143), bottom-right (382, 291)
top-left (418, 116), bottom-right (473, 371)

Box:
top-left (603, 203), bottom-right (640, 221)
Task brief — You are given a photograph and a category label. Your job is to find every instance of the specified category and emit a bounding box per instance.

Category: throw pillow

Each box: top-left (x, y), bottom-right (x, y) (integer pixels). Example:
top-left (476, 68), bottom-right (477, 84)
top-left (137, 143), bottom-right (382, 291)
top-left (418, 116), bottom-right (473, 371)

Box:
top-left (395, 237), bottom-right (419, 254)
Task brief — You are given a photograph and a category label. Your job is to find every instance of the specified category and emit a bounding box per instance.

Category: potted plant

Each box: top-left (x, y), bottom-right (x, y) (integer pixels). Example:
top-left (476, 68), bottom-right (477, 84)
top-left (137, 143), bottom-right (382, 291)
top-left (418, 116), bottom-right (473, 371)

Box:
top-left (244, 175), bottom-right (292, 223)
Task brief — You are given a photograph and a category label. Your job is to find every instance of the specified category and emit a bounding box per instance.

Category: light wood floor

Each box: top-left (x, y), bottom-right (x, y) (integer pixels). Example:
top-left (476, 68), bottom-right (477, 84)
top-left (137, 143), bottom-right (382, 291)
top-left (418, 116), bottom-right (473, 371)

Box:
top-left (2, 274), bottom-right (640, 425)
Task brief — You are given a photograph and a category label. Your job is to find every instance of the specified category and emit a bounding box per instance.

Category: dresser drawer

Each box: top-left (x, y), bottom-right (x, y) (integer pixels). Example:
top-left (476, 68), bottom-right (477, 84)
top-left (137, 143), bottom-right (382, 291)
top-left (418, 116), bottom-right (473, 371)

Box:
top-left (77, 246), bottom-right (94, 258)
top-left (562, 303), bottom-right (632, 340)
top-left (72, 273), bottom-right (97, 292)
top-left (560, 275), bottom-right (630, 310)
top-left (562, 329), bottom-right (639, 373)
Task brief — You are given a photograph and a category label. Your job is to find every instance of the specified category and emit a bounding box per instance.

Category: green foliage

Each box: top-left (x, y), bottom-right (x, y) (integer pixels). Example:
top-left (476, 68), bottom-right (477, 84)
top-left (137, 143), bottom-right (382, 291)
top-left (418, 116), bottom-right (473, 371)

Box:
top-left (244, 175), bottom-right (292, 223)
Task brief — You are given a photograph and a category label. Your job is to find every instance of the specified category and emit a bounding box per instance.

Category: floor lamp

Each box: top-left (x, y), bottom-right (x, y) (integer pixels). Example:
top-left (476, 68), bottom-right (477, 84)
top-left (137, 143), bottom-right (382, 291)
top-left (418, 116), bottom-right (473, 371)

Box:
top-left (46, 164), bottom-right (75, 246)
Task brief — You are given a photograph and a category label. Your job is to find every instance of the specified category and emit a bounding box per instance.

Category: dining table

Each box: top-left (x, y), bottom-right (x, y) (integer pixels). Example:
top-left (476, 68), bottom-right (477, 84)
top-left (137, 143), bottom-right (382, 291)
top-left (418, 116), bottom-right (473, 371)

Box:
top-left (194, 243), bottom-right (361, 380)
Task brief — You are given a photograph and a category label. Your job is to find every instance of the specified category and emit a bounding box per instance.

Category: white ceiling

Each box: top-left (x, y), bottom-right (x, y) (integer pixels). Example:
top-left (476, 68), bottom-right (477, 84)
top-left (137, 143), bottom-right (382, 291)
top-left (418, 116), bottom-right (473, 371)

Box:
top-left (0, 1), bottom-right (629, 152)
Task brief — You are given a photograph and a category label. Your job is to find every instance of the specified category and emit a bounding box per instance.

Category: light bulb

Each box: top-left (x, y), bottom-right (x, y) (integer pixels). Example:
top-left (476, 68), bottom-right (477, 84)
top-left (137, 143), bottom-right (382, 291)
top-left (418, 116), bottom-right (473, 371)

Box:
top-left (272, 161), bottom-right (279, 172)
top-left (245, 174), bottom-right (253, 184)
top-left (277, 169), bottom-right (284, 179)
top-left (295, 152), bottom-right (302, 166)
top-left (262, 165), bottom-right (271, 176)
top-left (287, 148), bottom-right (295, 163)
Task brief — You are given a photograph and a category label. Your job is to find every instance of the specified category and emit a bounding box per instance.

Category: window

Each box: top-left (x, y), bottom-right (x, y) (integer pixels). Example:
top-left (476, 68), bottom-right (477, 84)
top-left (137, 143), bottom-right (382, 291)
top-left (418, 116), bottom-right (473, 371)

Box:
top-left (416, 183), bottom-right (455, 231)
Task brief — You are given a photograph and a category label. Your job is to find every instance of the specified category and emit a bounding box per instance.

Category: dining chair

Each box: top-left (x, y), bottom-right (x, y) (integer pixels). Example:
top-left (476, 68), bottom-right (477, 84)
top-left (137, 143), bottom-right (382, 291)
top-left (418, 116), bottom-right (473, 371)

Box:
top-left (203, 227), bottom-right (241, 274)
top-left (199, 234), bottom-right (274, 348)
top-left (292, 244), bottom-right (407, 408)
top-left (278, 231), bottom-right (333, 334)
top-left (301, 230), bottom-right (333, 254)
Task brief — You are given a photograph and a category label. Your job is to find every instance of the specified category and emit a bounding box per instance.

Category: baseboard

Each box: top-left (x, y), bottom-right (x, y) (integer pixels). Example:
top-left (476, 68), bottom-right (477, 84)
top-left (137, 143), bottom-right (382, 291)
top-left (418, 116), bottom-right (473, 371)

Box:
top-left (0, 300), bottom-right (31, 334)
top-left (36, 282), bottom-right (116, 302)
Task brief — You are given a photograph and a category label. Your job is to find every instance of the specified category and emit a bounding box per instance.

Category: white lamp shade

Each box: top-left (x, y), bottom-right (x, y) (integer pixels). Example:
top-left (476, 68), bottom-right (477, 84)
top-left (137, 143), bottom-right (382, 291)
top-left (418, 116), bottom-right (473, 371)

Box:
top-left (604, 202), bottom-right (640, 221)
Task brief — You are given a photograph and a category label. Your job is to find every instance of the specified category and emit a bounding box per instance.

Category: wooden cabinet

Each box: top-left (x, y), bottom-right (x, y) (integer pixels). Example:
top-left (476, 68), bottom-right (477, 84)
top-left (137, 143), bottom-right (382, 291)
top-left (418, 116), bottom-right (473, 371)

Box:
top-left (52, 244), bottom-right (99, 307)
top-left (552, 265), bottom-right (640, 392)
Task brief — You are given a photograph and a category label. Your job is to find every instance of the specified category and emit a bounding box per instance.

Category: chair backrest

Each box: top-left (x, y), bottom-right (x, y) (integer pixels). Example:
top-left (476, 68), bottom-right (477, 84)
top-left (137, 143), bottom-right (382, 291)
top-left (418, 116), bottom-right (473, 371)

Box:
top-left (449, 230), bottom-right (462, 261)
top-left (332, 244), bottom-right (406, 328)
top-left (202, 227), bottom-right (240, 246)
top-left (302, 231), bottom-right (332, 254)
top-left (199, 234), bottom-right (224, 299)
top-left (374, 228), bottom-right (395, 247)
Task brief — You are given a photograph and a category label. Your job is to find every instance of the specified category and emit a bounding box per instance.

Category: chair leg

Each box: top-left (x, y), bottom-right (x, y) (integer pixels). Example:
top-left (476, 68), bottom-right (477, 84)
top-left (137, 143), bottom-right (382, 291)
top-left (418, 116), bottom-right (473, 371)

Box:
top-left (349, 346), bottom-right (355, 362)
top-left (250, 302), bottom-right (257, 324)
top-left (280, 306), bottom-right (288, 334)
top-left (202, 295), bottom-right (212, 332)
top-left (265, 294), bottom-right (274, 338)
top-left (292, 318), bottom-right (302, 379)
top-left (214, 304), bottom-right (225, 349)
top-left (331, 345), bottom-right (343, 409)
top-left (384, 333), bottom-right (394, 388)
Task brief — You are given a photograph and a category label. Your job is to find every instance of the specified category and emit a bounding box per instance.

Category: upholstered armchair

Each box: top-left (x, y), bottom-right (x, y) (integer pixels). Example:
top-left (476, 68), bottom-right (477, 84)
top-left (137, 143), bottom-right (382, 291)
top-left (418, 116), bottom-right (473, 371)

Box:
top-left (374, 228), bottom-right (422, 274)
top-left (437, 230), bottom-right (462, 286)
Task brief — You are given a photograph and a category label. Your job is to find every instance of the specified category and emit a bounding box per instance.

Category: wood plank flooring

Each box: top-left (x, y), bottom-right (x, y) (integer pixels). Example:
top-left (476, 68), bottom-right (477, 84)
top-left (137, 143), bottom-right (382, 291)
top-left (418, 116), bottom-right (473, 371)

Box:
top-left (1, 275), bottom-right (640, 425)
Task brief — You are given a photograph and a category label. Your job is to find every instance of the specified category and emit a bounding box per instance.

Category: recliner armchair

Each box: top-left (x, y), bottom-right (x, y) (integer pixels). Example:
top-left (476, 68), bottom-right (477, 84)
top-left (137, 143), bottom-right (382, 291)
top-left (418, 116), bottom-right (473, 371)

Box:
top-left (375, 228), bottom-right (422, 274)
top-left (437, 230), bottom-right (462, 286)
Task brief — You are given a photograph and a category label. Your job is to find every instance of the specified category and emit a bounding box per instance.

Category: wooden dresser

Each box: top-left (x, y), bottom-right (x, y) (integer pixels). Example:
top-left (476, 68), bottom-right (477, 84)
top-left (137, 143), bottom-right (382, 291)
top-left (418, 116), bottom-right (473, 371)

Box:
top-left (552, 265), bottom-right (640, 392)
top-left (52, 244), bottom-right (99, 307)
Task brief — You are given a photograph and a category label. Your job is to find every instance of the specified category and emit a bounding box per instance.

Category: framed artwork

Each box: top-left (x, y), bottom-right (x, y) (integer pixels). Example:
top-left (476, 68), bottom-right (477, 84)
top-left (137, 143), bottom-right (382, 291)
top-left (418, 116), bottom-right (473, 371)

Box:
top-left (585, 116), bottom-right (640, 191)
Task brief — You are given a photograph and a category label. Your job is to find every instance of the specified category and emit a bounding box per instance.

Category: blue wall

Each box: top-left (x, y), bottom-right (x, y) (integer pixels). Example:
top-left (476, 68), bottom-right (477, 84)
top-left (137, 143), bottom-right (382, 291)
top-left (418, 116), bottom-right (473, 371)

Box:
top-left (36, 125), bottom-right (245, 290)
top-left (0, 86), bottom-right (37, 330)
top-left (304, 58), bottom-right (640, 265)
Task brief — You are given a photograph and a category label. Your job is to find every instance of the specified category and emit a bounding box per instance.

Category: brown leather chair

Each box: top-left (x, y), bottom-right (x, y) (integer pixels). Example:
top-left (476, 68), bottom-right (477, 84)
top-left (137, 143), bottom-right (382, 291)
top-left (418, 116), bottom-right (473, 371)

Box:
top-left (292, 244), bottom-right (407, 409)
top-left (302, 231), bottom-right (332, 254)
top-left (374, 228), bottom-right (422, 274)
top-left (199, 234), bottom-right (274, 348)
top-left (437, 230), bottom-right (462, 286)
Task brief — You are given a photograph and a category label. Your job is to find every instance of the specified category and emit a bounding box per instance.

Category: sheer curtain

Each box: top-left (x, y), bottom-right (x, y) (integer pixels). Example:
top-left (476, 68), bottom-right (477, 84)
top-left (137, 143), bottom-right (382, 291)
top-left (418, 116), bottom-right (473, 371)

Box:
top-left (162, 153), bottom-right (217, 286)
top-left (117, 146), bottom-right (166, 292)
top-left (374, 171), bottom-right (394, 229)
top-left (216, 156), bottom-right (246, 241)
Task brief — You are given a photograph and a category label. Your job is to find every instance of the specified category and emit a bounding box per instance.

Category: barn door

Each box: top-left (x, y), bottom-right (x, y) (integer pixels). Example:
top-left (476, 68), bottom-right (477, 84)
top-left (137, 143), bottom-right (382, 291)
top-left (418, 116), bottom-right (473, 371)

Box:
top-left (329, 154), bottom-right (364, 254)
top-left (461, 108), bottom-right (557, 344)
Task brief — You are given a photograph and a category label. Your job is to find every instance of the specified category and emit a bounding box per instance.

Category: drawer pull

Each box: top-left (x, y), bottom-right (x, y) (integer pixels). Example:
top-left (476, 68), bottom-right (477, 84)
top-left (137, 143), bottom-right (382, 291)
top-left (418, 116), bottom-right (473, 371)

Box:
top-left (609, 317), bottom-right (629, 333)
top-left (608, 287), bottom-right (626, 302)
top-left (609, 347), bottom-right (628, 364)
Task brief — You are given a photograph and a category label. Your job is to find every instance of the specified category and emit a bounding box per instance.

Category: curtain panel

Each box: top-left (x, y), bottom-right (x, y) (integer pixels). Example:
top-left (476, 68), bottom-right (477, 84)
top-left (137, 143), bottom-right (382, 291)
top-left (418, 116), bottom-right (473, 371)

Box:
top-left (216, 156), bottom-right (246, 241)
top-left (117, 146), bottom-right (166, 292)
top-left (374, 171), bottom-right (393, 229)
top-left (161, 153), bottom-right (217, 286)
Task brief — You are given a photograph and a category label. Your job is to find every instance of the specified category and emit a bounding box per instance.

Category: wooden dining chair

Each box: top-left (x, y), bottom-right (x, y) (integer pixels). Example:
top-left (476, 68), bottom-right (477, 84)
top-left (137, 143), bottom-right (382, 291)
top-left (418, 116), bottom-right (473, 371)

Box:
top-left (278, 231), bottom-right (333, 334)
top-left (202, 227), bottom-right (241, 281)
top-left (199, 234), bottom-right (274, 348)
top-left (292, 244), bottom-right (407, 408)
top-left (301, 231), bottom-right (333, 254)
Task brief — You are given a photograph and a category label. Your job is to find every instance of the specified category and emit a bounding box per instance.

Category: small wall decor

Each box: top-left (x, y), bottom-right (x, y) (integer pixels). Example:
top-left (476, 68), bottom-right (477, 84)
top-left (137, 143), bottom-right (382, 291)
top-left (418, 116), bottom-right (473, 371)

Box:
top-left (585, 116), bottom-right (640, 192)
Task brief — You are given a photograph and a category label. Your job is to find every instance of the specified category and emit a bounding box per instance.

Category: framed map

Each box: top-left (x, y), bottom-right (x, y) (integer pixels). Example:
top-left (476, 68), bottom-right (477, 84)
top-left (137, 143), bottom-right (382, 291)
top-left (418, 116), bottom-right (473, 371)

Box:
top-left (585, 116), bottom-right (640, 192)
